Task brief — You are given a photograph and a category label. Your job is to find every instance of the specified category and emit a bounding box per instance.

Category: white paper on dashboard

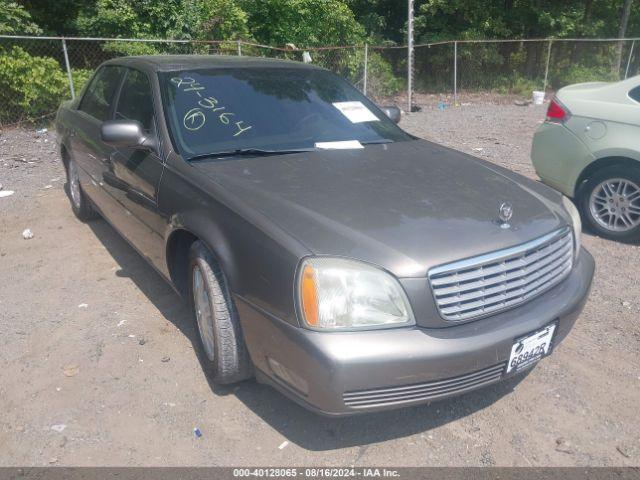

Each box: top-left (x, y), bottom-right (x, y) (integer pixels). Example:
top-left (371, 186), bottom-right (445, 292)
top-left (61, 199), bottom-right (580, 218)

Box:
top-left (315, 140), bottom-right (364, 150)
top-left (332, 101), bottom-right (380, 123)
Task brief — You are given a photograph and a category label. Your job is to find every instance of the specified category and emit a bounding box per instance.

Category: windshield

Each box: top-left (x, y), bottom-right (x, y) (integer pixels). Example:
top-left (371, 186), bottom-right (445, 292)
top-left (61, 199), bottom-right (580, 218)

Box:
top-left (159, 67), bottom-right (412, 158)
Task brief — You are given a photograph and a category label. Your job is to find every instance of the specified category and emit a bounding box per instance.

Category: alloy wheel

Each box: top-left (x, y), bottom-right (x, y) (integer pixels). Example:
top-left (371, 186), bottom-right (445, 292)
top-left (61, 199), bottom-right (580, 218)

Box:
top-left (589, 178), bottom-right (640, 232)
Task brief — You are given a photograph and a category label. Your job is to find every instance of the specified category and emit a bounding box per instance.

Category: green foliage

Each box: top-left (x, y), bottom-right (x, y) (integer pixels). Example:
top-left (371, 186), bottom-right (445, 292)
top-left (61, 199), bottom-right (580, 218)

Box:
top-left (551, 64), bottom-right (619, 88)
top-left (20, 0), bottom-right (91, 36)
top-left (0, 46), bottom-right (69, 123)
top-left (10, 0), bottom-right (640, 47)
top-left (364, 51), bottom-right (403, 97)
top-left (102, 40), bottom-right (160, 57)
top-left (346, 0), bottom-right (407, 42)
top-left (198, 0), bottom-right (250, 40)
top-left (240, 0), bottom-right (365, 47)
top-left (74, 0), bottom-right (251, 41)
top-left (547, 42), bottom-right (621, 88)
top-left (493, 75), bottom-right (541, 96)
top-left (75, 0), bottom-right (154, 38)
top-left (343, 49), bottom-right (402, 98)
top-left (414, 0), bottom-right (633, 41)
top-left (0, 0), bottom-right (42, 34)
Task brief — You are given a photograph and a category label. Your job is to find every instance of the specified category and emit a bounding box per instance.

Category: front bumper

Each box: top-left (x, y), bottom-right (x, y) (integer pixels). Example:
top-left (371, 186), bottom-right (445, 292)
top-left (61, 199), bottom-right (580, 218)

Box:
top-left (237, 247), bottom-right (595, 416)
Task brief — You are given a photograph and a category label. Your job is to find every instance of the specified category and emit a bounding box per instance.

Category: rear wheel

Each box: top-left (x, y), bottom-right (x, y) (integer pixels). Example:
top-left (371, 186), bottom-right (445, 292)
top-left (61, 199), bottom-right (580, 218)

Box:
top-left (66, 158), bottom-right (98, 221)
top-left (578, 165), bottom-right (640, 242)
top-left (188, 241), bottom-right (252, 384)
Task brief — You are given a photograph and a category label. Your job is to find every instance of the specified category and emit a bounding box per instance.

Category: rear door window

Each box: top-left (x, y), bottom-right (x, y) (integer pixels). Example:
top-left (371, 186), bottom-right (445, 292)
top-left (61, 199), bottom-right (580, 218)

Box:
top-left (79, 66), bottom-right (125, 121)
top-left (115, 68), bottom-right (155, 131)
top-left (629, 86), bottom-right (640, 103)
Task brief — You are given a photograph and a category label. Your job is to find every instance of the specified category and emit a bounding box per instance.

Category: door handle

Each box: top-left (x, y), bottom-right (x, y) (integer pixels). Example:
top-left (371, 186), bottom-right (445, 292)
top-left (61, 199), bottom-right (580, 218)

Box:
top-left (126, 188), bottom-right (157, 210)
top-left (103, 171), bottom-right (128, 191)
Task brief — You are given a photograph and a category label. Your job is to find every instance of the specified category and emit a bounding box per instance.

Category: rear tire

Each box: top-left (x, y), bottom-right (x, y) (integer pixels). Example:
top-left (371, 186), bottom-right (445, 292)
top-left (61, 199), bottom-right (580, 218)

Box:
top-left (188, 241), bottom-right (252, 384)
top-left (578, 165), bottom-right (640, 242)
top-left (65, 157), bottom-right (98, 222)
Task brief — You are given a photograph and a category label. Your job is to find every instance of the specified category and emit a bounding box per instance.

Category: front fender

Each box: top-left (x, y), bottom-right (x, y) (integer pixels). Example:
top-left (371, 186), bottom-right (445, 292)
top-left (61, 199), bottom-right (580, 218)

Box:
top-left (159, 153), bottom-right (311, 327)
top-left (166, 210), bottom-right (238, 293)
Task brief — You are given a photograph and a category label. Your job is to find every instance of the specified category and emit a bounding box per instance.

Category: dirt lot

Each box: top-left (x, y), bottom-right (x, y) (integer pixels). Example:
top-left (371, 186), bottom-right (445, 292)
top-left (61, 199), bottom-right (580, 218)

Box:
top-left (1, 97), bottom-right (639, 467)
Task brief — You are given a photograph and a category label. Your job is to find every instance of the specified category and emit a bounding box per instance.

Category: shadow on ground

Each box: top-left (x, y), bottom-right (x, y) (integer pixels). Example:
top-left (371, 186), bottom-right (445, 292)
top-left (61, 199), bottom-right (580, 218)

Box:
top-left (230, 374), bottom-right (527, 452)
top-left (88, 219), bottom-right (195, 343)
top-left (87, 216), bottom-right (528, 452)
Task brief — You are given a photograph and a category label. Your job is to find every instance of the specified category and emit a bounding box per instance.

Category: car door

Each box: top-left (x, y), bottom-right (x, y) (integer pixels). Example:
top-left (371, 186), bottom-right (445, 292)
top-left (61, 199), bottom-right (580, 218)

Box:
top-left (71, 65), bottom-right (126, 218)
top-left (102, 67), bottom-right (167, 272)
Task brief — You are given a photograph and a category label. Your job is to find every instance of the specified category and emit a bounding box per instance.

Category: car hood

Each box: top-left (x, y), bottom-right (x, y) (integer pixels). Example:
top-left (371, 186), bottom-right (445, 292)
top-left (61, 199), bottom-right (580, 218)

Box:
top-left (194, 139), bottom-right (568, 278)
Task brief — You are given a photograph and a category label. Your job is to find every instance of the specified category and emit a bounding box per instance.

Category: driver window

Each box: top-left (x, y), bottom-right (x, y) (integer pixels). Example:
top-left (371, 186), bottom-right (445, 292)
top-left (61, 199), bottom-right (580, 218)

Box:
top-left (115, 69), bottom-right (155, 131)
top-left (79, 66), bottom-right (124, 121)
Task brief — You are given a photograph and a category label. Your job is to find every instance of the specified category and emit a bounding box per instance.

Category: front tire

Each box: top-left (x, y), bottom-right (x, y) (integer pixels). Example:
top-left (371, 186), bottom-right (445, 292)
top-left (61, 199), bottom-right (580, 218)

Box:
top-left (578, 165), bottom-right (640, 242)
top-left (188, 241), bottom-right (252, 384)
top-left (65, 158), bottom-right (98, 221)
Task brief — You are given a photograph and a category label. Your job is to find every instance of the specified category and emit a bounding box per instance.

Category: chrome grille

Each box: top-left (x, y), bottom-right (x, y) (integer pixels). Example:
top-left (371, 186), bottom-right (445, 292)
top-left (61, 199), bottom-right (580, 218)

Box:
top-left (429, 228), bottom-right (573, 322)
top-left (343, 363), bottom-right (506, 408)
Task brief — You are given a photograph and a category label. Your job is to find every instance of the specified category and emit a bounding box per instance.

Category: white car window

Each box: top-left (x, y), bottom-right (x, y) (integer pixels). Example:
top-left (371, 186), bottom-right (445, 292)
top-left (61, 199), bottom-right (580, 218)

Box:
top-left (630, 86), bottom-right (640, 103)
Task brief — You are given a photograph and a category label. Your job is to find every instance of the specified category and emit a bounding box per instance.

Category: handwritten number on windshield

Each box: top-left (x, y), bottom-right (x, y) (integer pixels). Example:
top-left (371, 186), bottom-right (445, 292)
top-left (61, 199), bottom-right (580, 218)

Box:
top-left (234, 121), bottom-right (252, 136)
top-left (172, 77), bottom-right (253, 136)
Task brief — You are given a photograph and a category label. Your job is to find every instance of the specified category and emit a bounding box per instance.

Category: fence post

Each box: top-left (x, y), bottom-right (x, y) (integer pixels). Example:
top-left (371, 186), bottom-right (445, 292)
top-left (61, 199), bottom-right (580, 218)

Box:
top-left (542, 39), bottom-right (552, 97)
top-left (363, 43), bottom-right (369, 96)
top-left (453, 41), bottom-right (458, 106)
top-left (237, 40), bottom-right (242, 56)
top-left (61, 38), bottom-right (75, 99)
top-left (407, 0), bottom-right (414, 111)
top-left (625, 40), bottom-right (635, 79)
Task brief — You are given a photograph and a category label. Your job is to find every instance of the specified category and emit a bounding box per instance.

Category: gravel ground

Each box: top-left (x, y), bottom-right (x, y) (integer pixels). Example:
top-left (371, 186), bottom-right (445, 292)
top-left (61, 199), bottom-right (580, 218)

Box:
top-left (0, 99), bottom-right (639, 467)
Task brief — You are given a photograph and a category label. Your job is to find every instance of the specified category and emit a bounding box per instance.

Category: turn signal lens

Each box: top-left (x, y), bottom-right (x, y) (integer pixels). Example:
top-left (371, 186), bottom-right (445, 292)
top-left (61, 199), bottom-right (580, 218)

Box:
top-left (546, 98), bottom-right (570, 123)
top-left (300, 264), bottom-right (319, 327)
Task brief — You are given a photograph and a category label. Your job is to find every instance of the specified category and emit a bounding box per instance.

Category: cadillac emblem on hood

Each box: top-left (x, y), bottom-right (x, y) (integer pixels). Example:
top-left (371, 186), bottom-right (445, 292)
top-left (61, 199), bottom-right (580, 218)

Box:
top-left (499, 201), bottom-right (513, 228)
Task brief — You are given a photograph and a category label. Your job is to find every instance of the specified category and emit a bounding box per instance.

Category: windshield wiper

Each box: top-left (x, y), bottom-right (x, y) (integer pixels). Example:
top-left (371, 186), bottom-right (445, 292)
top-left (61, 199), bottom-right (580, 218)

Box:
top-left (188, 148), bottom-right (314, 162)
top-left (360, 139), bottom-right (394, 145)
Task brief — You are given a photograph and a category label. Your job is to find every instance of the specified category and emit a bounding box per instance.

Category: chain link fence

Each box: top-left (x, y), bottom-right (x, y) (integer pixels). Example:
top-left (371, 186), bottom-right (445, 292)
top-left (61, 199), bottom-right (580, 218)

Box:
top-left (0, 35), bottom-right (639, 127)
top-left (413, 38), bottom-right (639, 106)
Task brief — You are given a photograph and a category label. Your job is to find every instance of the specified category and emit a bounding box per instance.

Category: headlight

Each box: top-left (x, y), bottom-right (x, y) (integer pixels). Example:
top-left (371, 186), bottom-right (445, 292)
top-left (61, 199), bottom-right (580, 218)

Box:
top-left (297, 257), bottom-right (415, 331)
top-left (562, 196), bottom-right (582, 258)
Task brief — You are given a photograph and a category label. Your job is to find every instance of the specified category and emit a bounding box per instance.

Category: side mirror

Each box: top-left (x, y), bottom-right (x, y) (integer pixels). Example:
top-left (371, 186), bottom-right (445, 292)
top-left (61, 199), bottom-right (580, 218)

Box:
top-left (101, 120), bottom-right (156, 151)
top-left (380, 106), bottom-right (401, 124)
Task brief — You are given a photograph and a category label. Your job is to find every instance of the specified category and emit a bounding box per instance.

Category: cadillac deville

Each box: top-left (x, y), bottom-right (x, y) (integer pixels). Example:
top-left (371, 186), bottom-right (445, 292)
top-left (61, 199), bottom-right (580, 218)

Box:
top-left (55, 55), bottom-right (595, 415)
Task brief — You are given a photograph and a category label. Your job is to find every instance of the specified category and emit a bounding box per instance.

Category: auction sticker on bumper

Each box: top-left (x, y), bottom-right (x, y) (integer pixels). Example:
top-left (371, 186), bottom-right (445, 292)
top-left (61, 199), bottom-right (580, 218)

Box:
top-left (507, 323), bottom-right (556, 374)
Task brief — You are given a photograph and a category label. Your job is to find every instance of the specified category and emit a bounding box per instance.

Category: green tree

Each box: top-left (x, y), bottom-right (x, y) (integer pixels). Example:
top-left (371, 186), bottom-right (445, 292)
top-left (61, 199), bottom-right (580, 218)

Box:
top-left (347, 0), bottom-right (411, 43)
top-left (413, 0), bottom-right (634, 41)
top-left (20, 0), bottom-right (90, 35)
top-left (198, 0), bottom-right (250, 40)
top-left (0, 0), bottom-right (41, 34)
top-left (75, 0), bottom-right (148, 38)
top-left (240, 0), bottom-right (365, 46)
top-left (74, 0), bottom-right (250, 41)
